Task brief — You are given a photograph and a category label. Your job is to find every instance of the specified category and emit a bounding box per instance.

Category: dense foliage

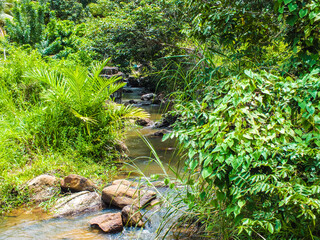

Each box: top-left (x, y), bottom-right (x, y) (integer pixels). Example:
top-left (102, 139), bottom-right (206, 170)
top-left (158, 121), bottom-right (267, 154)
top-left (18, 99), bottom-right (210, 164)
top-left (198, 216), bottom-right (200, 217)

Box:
top-left (159, 0), bottom-right (320, 239)
top-left (0, 47), bottom-right (147, 212)
top-left (167, 68), bottom-right (320, 238)
top-left (1, 0), bottom-right (320, 239)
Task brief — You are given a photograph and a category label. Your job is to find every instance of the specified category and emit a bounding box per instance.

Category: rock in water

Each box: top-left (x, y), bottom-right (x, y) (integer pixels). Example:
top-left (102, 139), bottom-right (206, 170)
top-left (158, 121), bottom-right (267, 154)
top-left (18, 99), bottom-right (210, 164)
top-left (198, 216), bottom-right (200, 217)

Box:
top-left (51, 191), bottom-right (103, 217)
top-left (121, 205), bottom-right (145, 227)
top-left (141, 93), bottom-right (156, 101)
top-left (89, 212), bottom-right (123, 233)
top-left (27, 174), bottom-right (60, 202)
top-left (135, 118), bottom-right (153, 127)
top-left (102, 184), bottom-right (156, 209)
top-left (152, 129), bottom-right (171, 137)
top-left (61, 174), bottom-right (96, 192)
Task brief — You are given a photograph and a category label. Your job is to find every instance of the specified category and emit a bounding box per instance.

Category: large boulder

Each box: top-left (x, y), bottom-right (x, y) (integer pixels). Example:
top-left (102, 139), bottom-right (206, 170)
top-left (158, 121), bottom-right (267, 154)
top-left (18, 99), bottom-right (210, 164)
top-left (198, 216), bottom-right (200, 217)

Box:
top-left (27, 174), bottom-right (60, 202)
top-left (89, 212), bottom-right (123, 233)
top-left (51, 191), bottom-right (103, 217)
top-left (121, 205), bottom-right (144, 227)
top-left (147, 199), bottom-right (162, 211)
top-left (102, 184), bottom-right (156, 209)
top-left (61, 174), bottom-right (96, 192)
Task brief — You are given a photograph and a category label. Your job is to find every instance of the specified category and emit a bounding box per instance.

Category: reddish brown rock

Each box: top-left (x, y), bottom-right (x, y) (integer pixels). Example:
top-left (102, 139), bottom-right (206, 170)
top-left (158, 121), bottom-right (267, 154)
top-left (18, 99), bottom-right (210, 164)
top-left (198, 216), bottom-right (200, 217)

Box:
top-left (61, 174), bottom-right (96, 192)
top-left (115, 141), bottom-right (129, 153)
top-left (121, 205), bottom-right (144, 227)
top-left (89, 212), bottom-right (123, 233)
top-left (102, 184), bottom-right (156, 209)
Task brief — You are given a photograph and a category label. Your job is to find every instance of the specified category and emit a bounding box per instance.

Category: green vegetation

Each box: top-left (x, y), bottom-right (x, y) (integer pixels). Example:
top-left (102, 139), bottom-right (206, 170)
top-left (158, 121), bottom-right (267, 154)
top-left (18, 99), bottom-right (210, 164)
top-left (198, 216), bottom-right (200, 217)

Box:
top-left (0, 46), bottom-right (148, 212)
top-left (160, 0), bottom-right (320, 239)
top-left (0, 0), bottom-right (320, 239)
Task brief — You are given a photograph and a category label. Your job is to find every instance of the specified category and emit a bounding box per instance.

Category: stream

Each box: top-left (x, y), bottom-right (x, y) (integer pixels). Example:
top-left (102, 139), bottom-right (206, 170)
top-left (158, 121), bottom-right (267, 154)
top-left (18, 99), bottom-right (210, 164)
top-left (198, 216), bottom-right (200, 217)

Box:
top-left (0, 86), bottom-right (181, 240)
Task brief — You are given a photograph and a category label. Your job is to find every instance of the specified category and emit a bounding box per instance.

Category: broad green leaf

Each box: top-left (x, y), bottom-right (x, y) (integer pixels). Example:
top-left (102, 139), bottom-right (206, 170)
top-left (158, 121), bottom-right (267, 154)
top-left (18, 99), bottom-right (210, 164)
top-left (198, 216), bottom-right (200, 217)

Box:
top-left (238, 199), bottom-right (246, 208)
top-left (189, 159), bottom-right (198, 171)
top-left (304, 26), bottom-right (311, 38)
top-left (278, 6), bottom-right (284, 14)
top-left (288, 3), bottom-right (298, 12)
top-left (244, 69), bottom-right (254, 79)
top-left (243, 134), bottom-right (253, 140)
top-left (202, 167), bottom-right (212, 179)
top-left (203, 156), bottom-right (211, 167)
top-left (309, 11), bottom-right (317, 20)
top-left (306, 105), bottom-right (315, 115)
top-left (299, 8), bottom-right (308, 18)
top-left (267, 222), bottom-right (274, 234)
top-left (275, 219), bottom-right (282, 232)
top-left (164, 178), bottom-right (170, 185)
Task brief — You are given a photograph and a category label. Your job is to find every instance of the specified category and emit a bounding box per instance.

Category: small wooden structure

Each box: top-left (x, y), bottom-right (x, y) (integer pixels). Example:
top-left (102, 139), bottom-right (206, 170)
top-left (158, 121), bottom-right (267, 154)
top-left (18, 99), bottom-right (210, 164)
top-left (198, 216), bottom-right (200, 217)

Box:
top-left (100, 66), bottom-right (125, 103)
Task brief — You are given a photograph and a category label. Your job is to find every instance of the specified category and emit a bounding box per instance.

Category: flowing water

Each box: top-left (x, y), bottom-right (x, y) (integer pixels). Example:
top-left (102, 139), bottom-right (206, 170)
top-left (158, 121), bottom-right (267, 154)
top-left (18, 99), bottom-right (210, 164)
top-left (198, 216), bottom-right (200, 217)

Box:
top-left (0, 87), bottom-right (182, 240)
top-left (122, 87), bottom-right (179, 177)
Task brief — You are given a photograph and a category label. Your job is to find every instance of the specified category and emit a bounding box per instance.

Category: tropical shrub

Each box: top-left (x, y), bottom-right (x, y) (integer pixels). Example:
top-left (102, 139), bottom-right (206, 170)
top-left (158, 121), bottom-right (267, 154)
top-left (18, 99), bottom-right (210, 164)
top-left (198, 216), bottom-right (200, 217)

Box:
top-left (0, 47), bottom-right (148, 212)
top-left (23, 58), bottom-right (149, 156)
top-left (165, 68), bottom-right (320, 238)
top-left (5, 0), bottom-right (47, 46)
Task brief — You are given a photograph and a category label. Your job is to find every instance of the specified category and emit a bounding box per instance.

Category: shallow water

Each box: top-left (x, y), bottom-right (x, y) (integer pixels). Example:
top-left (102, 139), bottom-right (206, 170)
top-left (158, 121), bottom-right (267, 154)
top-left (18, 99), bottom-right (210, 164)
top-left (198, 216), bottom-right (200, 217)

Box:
top-left (0, 203), bottom-right (180, 240)
top-left (0, 86), bottom-right (182, 240)
top-left (123, 87), bottom-right (180, 177)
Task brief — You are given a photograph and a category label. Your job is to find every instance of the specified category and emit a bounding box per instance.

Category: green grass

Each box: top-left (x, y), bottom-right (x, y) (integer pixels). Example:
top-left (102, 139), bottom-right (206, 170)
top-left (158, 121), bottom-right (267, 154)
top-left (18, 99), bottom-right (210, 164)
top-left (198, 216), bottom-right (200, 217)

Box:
top-left (0, 144), bottom-right (119, 214)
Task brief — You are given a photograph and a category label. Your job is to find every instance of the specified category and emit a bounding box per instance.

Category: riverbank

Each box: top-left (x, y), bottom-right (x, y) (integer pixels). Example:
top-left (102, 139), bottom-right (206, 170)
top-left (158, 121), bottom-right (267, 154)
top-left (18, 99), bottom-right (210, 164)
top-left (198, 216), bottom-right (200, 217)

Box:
top-left (0, 81), bottom-right (185, 239)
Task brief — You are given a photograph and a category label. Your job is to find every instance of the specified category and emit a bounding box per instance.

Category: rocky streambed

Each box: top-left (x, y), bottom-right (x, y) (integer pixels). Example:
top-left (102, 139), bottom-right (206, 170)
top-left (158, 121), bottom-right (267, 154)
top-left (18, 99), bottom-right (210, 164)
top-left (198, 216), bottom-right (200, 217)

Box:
top-left (0, 85), bottom-right (184, 240)
top-left (0, 173), bottom-right (182, 240)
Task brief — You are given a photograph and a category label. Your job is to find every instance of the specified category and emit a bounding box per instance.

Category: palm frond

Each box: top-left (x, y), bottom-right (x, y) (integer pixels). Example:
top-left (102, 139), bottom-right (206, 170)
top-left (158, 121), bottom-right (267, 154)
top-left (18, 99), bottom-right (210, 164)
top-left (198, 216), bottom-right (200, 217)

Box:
top-left (24, 68), bottom-right (69, 103)
top-left (62, 65), bottom-right (87, 103)
top-left (107, 102), bottom-right (150, 120)
top-left (121, 105), bottom-right (150, 119)
top-left (70, 108), bottom-right (98, 124)
top-left (70, 108), bottom-right (98, 135)
top-left (92, 76), bottom-right (124, 103)
top-left (90, 57), bottom-right (111, 79)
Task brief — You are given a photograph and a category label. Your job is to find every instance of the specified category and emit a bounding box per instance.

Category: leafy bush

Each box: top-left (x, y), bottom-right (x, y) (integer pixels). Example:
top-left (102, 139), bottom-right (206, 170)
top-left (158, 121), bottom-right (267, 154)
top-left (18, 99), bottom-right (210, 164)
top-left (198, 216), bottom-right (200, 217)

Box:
top-left (166, 69), bottom-right (320, 239)
top-left (5, 0), bottom-right (47, 46)
top-left (23, 58), bottom-right (148, 156)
